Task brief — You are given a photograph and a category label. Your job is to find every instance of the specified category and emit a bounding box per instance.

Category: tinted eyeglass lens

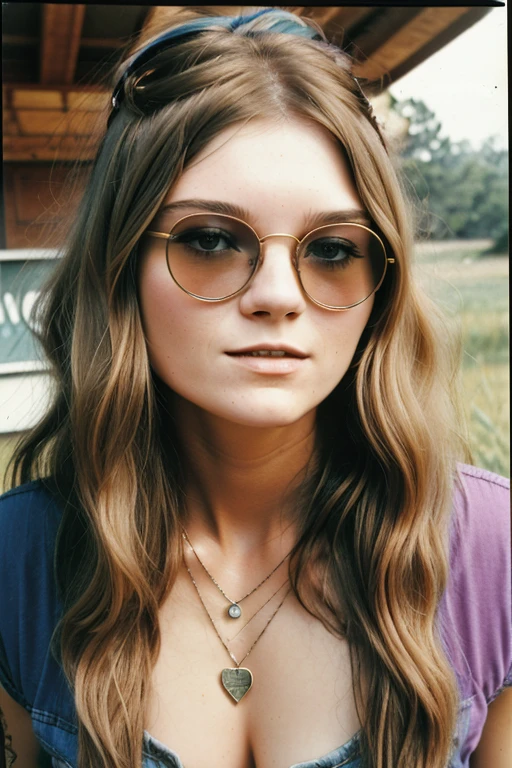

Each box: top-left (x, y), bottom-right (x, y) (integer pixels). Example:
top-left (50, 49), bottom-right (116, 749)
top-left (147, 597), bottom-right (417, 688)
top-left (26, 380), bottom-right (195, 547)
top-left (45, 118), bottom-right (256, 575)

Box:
top-left (166, 216), bottom-right (386, 306)
top-left (297, 224), bottom-right (386, 308)
top-left (166, 214), bottom-right (260, 299)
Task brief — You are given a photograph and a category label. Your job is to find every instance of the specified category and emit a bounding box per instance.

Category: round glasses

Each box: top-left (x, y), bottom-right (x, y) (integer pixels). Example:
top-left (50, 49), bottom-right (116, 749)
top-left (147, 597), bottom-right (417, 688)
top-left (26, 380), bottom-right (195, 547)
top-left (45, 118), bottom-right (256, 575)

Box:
top-left (145, 213), bottom-right (394, 310)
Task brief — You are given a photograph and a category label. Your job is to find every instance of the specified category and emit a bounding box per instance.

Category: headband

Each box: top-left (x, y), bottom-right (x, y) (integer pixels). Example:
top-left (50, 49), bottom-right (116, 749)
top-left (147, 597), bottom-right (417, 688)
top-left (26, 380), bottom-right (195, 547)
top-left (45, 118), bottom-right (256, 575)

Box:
top-left (108, 8), bottom-right (323, 126)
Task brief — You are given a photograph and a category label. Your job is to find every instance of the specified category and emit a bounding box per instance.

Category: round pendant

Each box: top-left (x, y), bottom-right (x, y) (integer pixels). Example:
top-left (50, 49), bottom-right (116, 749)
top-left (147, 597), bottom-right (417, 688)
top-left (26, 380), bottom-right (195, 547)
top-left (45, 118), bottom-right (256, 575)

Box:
top-left (228, 603), bottom-right (242, 619)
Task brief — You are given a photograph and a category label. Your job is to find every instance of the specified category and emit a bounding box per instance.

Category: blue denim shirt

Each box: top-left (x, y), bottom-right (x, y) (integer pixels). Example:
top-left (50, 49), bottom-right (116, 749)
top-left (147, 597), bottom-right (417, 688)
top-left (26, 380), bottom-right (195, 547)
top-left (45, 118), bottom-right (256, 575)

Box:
top-left (34, 714), bottom-right (473, 768)
top-left (140, 707), bottom-right (473, 768)
top-left (1, 470), bottom-right (510, 768)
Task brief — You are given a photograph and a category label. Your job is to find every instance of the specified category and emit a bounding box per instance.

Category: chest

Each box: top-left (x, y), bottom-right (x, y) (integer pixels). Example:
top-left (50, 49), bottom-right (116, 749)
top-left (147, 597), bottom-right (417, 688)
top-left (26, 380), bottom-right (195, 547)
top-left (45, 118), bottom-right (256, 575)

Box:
top-left (145, 568), bottom-right (362, 768)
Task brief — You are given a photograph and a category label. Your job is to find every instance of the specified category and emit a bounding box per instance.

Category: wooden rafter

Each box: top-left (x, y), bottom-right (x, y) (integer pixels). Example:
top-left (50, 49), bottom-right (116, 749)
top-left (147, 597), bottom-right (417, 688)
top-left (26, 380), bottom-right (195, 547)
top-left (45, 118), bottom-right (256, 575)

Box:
top-left (347, 7), bottom-right (423, 61)
top-left (3, 85), bottom-right (108, 161)
top-left (40, 4), bottom-right (86, 85)
top-left (352, 6), bottom-right (486, 83)
top-left (1, 4), bottom-right (497, 164)
top-left (4, 34), bottom-right (126, 49)
top-left (294, 7), bottom-right (345, 25)
top-left (388, 6), bottom-right (491, 84)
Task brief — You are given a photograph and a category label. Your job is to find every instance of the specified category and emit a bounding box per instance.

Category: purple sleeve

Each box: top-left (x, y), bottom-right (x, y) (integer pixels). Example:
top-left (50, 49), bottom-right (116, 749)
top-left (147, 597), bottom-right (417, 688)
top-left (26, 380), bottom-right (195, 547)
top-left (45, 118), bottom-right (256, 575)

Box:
top-left (439, 463), bottom-right (511, 761)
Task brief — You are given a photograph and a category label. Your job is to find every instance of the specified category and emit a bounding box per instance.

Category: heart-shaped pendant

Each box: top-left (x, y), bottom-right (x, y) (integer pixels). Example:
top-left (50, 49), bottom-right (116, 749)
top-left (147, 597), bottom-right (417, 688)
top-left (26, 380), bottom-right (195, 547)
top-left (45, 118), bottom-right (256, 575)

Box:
top-left (221, 667), bottom-right (253, 703)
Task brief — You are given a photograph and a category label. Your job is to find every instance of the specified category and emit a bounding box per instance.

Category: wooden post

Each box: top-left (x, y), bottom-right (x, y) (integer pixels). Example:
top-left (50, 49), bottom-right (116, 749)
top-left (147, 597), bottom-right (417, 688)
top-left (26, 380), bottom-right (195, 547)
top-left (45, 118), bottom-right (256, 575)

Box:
top-left (40, 4), bottom-right (86, 85)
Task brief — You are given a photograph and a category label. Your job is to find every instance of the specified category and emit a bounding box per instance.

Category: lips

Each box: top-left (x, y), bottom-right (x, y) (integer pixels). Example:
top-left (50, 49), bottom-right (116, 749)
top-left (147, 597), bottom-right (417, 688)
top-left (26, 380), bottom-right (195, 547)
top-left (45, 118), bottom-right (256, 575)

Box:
top-left (225, 348), bottom-right (308, 375)
top-left (238, 351), bottom-right (292, 357)
top-left (226, 345), bottom-right (308, 358)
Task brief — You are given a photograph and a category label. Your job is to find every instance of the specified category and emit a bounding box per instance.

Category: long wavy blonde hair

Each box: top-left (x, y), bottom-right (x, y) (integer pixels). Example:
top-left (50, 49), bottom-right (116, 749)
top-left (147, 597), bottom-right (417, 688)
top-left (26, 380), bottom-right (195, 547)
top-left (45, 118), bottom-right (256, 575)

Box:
top-left (9, 7), bottom-right (472, 768)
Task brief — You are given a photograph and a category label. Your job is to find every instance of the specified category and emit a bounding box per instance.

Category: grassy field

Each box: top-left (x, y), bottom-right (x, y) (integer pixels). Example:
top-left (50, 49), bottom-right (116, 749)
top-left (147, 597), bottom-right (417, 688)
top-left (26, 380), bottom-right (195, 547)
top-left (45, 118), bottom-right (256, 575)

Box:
top-left (1, 240), bottom-right (509, 490)
top-left (413, 239), bottom-right (509, 477)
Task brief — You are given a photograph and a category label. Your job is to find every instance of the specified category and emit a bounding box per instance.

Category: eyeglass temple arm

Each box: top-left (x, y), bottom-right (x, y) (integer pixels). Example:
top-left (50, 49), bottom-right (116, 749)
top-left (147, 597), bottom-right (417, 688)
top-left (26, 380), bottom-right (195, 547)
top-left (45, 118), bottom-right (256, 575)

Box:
top-left (145, 231), bottom-right (170, 239)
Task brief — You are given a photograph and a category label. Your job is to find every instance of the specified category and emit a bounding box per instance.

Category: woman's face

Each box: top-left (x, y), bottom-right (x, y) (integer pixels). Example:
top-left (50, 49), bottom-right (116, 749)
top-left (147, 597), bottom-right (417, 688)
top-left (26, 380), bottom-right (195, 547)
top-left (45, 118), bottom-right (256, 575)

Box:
top-left (138, 118), bottom-right (375, 428)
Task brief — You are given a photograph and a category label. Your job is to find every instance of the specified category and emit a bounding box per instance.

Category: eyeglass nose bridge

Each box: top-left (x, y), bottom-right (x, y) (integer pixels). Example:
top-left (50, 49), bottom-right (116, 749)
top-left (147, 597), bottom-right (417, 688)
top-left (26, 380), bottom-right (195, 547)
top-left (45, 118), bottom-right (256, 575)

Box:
top-left (258, 233), bottom-right (301, 243)
top-left (256, 232), bottom-right (302, 272)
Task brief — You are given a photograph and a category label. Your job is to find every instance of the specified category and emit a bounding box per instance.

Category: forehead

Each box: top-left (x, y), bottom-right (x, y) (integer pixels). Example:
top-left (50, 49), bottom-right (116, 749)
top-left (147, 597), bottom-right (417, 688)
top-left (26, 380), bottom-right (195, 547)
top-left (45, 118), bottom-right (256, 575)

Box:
top-left (164, 117), bottom-right (363, 226)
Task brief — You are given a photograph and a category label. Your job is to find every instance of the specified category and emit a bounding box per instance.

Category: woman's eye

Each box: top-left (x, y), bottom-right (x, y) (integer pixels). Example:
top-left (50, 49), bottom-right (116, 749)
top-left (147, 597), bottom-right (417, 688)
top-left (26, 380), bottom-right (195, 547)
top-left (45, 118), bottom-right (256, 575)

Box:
top-left (305, 237), bottom-right (363, 263)
top-left (176, 228), bottom-right (238, 252)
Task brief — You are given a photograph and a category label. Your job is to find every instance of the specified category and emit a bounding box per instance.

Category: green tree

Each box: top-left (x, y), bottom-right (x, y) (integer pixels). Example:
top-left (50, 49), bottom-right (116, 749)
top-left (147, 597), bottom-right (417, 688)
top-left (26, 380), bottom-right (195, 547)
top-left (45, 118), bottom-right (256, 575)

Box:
top-left (390, 97), bottom-right (508, 246)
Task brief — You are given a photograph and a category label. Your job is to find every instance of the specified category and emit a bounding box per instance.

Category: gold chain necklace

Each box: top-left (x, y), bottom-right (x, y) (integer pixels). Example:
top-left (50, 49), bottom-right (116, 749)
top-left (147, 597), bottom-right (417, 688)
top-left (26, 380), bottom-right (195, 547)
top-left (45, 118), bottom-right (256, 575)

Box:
top-left (181, 526), bottom-right (292, 619)
top-left (227, 576), bottom-right (290, 642)
top-left (183, 554), bottom-right (291, 703)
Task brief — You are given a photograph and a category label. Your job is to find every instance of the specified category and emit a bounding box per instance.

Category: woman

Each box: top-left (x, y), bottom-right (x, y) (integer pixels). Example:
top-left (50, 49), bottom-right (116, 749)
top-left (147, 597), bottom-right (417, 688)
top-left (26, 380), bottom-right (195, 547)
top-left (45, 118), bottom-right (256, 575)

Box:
top-left (0, 7), bottom-right (510, 768)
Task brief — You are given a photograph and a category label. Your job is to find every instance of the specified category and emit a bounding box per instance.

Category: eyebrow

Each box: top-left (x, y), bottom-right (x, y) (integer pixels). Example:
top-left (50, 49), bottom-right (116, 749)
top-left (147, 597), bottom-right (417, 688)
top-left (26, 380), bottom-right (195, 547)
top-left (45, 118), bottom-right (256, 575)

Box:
top-left (158, 199), bottom-right (371, 229)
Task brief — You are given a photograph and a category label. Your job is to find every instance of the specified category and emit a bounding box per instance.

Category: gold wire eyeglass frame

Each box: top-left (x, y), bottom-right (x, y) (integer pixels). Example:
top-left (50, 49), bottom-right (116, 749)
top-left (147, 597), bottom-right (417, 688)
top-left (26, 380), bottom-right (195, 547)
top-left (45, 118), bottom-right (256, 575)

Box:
top-left (145, 212), bottom-right (395, 311)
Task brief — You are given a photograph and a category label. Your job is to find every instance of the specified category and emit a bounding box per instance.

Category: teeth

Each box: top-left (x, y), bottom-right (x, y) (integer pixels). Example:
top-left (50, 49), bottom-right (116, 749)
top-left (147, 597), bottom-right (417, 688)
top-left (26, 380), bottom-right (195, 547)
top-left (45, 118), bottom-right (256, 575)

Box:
top-left (249, 350), bottom-right (288, 357)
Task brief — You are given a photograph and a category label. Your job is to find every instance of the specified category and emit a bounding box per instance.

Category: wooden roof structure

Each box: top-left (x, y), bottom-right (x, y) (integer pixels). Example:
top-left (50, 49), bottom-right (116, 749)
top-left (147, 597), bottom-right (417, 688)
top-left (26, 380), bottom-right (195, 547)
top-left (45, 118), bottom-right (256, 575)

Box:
top-left (3, 3), bottom-right (494, 163)
top-left (1, 3), bottom-right (499, 249)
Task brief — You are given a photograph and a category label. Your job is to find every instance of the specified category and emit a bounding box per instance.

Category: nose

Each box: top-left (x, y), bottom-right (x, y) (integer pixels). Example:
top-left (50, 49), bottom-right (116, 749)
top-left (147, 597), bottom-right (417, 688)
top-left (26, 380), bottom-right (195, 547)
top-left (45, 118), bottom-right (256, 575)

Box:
top-left (238, 235), bottom-right (308, 319)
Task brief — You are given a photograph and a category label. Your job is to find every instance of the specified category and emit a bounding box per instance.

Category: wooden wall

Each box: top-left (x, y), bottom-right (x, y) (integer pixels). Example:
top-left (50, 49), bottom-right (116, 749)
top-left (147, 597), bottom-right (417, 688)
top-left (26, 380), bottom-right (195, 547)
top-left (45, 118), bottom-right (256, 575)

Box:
top-left (2, 84), bottom-right (104, 248)
top-left (3, 163), bottom-right (89, 249)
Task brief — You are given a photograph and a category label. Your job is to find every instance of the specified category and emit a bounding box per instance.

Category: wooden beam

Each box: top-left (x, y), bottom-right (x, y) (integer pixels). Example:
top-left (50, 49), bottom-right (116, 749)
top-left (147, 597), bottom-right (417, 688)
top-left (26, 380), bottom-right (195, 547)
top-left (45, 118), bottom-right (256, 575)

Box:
top-left (11, 90), bottom-right (64, 109)
top-left (353, 6), bottom-right (470, 83)
top-left (6, 88), bottom-right (107, 111)
top-left (295, 7), bottom-right (346, 25)
top-left (289, 6), bottom-right (359, 46)
top-left (2, 35), bottom-right (39, 46)
top-left (323, 8), bottom-right (375, 30)
top-left (318, 8), bottom-right (376, 48)
top-left (347, 7), bottom-right (423, 62)
top-left (16, 109), bottom-right (100, 136)
top-left (4, 84), bottom-right (106, 94)
top-left (4, 33), bottom-right (126, 49)
top-left (3, 135), bottom-right (98, 162)
top-left (40, 4), bottom-right (86, 85)
top-left (80, 37), bottom-right (127, 49)
top-left (2, 85), bottom-right (108, 160)
top-left (389, 7), bottom-right (492, 84)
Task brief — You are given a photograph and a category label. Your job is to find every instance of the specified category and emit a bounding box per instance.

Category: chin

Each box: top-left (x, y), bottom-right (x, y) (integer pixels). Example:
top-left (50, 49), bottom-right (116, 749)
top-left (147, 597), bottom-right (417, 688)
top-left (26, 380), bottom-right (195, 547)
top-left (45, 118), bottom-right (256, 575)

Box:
top-left (227, 411), bottom-right (309, 429)
top-left (205, 396), bottom-right (317, 429)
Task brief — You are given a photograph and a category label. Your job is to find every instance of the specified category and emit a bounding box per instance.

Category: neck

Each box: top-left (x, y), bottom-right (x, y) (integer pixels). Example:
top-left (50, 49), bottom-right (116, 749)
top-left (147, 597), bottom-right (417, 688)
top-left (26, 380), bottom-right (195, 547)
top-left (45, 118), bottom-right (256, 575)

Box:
top-left (172, 396), bottom-right (318, 557)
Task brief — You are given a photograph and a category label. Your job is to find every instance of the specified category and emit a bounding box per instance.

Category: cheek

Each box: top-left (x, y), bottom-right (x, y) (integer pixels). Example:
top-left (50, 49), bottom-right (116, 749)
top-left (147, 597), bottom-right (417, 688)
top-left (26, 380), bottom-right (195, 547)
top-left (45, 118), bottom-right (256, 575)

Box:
top-left (138, 253), bottom-right (193, 376)
top-left (318, 298), bottom-right (373, 367)
top-left (138, 251), bottom-right (224, 393)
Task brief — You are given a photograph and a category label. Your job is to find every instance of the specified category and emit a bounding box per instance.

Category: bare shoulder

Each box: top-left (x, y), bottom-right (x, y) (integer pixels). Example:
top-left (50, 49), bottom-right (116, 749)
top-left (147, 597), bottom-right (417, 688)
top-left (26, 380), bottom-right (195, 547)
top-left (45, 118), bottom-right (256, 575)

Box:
top-left (0, 684), bottom-right (42, 768)
top-left (470, 687), bottom-right (512, 768)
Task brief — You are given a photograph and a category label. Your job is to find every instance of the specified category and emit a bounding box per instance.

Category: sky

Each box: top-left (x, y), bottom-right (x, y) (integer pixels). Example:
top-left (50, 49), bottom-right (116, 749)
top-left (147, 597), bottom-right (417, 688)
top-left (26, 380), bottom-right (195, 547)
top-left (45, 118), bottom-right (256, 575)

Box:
top-left (388, 5), bottom-right (508, 149)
